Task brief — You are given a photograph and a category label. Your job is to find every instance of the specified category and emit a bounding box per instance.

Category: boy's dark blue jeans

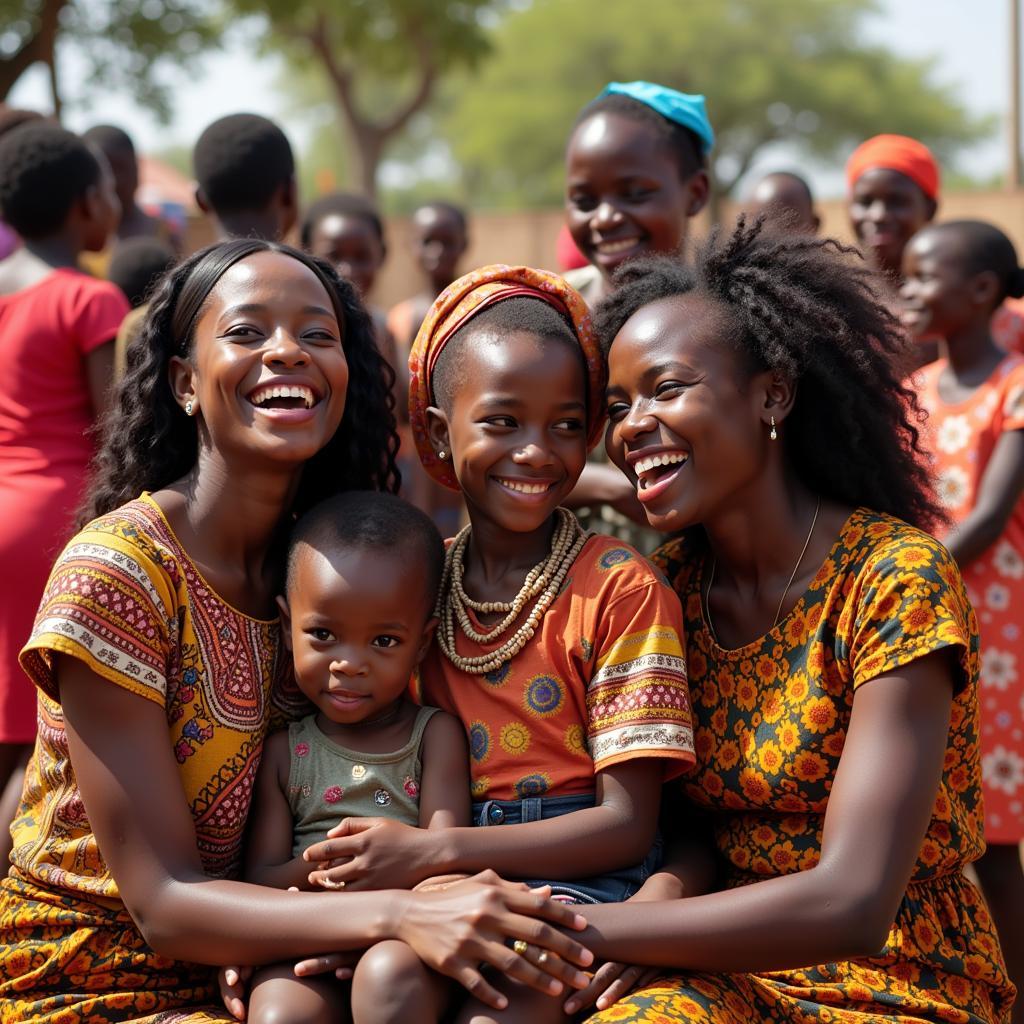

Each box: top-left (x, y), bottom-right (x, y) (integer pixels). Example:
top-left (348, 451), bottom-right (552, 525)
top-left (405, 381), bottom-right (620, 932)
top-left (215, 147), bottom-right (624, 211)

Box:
top-left (471, 791), bottom-right (662, 904)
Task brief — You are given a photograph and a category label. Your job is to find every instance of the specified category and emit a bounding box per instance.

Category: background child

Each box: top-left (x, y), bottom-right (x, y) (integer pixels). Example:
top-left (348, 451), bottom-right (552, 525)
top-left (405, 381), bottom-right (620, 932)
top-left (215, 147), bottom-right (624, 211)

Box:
top-left (902, 219), bottom-right (1024, 1020)
top-left (192, 113), bottom-right (298, 242)
top-left (299, 191), bottom-right (402, 422)
top-left (564, 80), bottom-right (713, 548)
top-left (386, 200), bottom-right (470, 536)
top-left (309, 265), bottom-right (696, 1024)
top-left (564, 80), bottom-right (712, 309)
top-left (0, 122), bottom-right (125, 861)
top-left (245, 490), bottom-right (470, 1024)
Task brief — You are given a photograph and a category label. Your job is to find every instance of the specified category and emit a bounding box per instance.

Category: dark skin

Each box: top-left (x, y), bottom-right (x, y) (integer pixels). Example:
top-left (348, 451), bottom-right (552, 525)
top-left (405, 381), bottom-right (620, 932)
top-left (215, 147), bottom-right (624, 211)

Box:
top-left (246, 545), bottom-right (468, 892)
top-left (849, 167), bottom-right (936, 281)
top-left (197, 177), bottom-right (299, 244)
top-left (50, 250), bottom-right (594, 1017)
top-left (390, 205), bottom-right (468, 531)
top-left (745, 173), bottom-right (820, 235)
top-left (565, 111), bottom-right (709, 307)
top-left (243, 545), bottom-right (470, 1024)
top-left (305, 331), bottom-right (666, 1023)
top-left (542, 292), bottom-right (960, 1012)
top-left (564, 109), bottom-right (708, 518)
top-left (0, 153), bottom-right (120, 861)
top-left (100, 140), bottom-right (178, 249)
top-left (305, 211), bottom-right (403, 426)
top-left (902, 228), bottom-right (1024, 1023)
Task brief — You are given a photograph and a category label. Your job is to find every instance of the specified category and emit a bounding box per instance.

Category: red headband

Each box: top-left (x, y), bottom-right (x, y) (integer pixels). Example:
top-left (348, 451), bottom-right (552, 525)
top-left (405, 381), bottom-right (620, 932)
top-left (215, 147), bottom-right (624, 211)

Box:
top-left (846, 134), bottom-right (940, 200)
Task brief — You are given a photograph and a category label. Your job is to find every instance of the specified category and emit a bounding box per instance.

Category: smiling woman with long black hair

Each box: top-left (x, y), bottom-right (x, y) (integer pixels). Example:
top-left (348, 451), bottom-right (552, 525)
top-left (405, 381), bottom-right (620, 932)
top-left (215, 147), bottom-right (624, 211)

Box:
top-left (0, 239), bottom-right (592, 1022)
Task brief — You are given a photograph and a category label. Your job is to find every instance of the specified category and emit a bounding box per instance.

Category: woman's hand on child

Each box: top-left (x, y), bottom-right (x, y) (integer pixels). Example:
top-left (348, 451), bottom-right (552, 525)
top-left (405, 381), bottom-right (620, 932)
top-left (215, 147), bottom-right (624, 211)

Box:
top-left (396, 870), bottom-right (594, 1010)
top-left (305, 816), bottom-right (435, 890)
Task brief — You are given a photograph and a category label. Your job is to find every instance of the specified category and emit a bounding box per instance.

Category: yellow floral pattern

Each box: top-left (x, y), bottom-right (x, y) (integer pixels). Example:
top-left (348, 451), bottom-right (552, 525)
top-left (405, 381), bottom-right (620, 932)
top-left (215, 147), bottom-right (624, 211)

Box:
top-left (587, 509), bottom-right (1014, 1024)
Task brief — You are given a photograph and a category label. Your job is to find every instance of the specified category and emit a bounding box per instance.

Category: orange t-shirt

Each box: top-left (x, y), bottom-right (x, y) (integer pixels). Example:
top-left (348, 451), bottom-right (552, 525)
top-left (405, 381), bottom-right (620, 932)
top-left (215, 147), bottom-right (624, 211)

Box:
top-left (413, 535), bottom-right (695, 801)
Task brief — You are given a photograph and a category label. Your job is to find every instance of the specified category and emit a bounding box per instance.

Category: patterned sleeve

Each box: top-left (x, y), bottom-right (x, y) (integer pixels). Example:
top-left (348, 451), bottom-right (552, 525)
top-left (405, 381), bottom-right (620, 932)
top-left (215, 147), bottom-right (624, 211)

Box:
top-left (587, 572), bottom-right (695, 780)
top-left (846, 530), bottom-right (978, 693)
top-left (19, 523), bottom-right (175, 707)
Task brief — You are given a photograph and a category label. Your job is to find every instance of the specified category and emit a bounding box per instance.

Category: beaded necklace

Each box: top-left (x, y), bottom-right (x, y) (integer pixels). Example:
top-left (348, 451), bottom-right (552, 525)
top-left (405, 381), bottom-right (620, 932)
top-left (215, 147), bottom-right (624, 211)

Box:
top-left (436, 508), bottom-right (589, 675)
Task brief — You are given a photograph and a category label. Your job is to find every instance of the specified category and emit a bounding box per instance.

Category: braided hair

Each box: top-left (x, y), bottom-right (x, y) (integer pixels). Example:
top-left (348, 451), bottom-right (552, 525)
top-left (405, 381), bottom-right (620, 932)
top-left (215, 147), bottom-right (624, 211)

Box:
top-left (595, 216), bottom-right (943, 532)
top-left (82, 239), bottom-right (399, 525)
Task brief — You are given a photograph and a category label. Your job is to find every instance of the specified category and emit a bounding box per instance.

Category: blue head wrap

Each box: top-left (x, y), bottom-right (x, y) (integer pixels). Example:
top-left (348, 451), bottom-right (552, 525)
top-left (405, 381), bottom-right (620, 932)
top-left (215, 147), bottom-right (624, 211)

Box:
top-left (598, 81), bottom-right (714, 155)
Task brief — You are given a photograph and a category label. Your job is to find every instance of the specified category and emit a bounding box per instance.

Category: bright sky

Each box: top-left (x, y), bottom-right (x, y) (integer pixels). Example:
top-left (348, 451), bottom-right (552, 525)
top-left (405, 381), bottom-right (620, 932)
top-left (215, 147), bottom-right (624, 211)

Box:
top-left (7, 0), bottom-right (1016, 200)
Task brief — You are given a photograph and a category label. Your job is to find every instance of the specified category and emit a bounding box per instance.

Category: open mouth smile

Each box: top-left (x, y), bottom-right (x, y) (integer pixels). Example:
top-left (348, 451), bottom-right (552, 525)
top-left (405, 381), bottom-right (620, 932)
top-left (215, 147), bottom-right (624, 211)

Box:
top-left (629, 450), bottom-right (689, 503)
top-left (247, 383), bottom-right (320, 410)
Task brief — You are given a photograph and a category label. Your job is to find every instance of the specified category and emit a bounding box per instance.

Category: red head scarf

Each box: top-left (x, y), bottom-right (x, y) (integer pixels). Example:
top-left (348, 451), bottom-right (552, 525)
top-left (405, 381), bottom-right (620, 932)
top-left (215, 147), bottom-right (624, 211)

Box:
top-left (845, 134), bottom-right (940, 200)
top-left (408, 264), bottom-right (606, 491)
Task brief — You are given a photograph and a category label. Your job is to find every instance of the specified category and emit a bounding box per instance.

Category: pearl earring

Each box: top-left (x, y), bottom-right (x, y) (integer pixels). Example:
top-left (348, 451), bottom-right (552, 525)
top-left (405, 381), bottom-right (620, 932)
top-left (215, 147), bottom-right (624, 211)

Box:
top-left (769, 416), bottom-right (777, 441)
top-left (438, 449), bottom-right (448, 460)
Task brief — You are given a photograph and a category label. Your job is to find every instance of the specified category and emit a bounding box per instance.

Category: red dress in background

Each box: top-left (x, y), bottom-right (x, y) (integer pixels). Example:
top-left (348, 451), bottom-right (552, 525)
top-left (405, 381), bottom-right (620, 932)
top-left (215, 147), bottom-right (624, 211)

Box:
top-left (0, 268), bottom-right (128, 743)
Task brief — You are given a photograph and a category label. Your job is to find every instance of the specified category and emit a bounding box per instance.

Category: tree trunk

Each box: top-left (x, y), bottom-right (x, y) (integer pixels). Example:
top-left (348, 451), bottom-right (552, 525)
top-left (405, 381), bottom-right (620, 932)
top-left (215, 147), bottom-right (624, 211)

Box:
top-left (348, 121), bottom-right (385, 200)
top-left (0, 0), bottom-right (68, 103)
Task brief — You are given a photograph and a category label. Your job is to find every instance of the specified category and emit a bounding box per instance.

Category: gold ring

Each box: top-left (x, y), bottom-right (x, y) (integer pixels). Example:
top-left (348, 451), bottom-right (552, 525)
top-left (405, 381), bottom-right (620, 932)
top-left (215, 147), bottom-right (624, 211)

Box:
top-left (322, 878), bottom-right (346, 890)
top-left (512, 940), bottom-right (529, 956)
top-left (537, 951), bottom-right (549, 965)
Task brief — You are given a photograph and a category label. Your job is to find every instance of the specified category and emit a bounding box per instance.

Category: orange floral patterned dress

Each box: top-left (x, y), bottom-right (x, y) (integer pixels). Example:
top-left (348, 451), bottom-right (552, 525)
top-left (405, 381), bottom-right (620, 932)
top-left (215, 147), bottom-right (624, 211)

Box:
top-left (586, 509), bottom-right (1014, 1024)
top-left (914, 354), bottom-right (1024, 844)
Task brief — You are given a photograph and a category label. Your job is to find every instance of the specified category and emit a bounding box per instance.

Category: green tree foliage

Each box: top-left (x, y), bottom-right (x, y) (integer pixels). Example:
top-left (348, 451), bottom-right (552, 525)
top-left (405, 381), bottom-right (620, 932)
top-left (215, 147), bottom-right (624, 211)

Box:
top-left (0, 0), bottom-right (217, 120)
top-left (227, 0), bottom-right (506, 197)
top-left (441, 0), bottom-right (991, 210)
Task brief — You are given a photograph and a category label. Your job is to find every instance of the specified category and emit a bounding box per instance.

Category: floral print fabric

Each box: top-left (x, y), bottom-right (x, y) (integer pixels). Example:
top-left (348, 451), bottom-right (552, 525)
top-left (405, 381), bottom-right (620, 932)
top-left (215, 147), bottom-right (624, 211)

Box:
top-left (915, 354), bottom-right (1024, 842)
top-left (586, 509), bottom-right (1013, 1024)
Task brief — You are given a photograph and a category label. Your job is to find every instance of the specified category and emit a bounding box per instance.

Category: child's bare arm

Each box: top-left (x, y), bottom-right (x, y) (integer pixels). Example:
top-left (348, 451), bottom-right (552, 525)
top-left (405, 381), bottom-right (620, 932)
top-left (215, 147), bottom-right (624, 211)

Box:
top-left (243, 731), bottom-right (319, 890)
top-left (418, 710), bottom-right (472, 829)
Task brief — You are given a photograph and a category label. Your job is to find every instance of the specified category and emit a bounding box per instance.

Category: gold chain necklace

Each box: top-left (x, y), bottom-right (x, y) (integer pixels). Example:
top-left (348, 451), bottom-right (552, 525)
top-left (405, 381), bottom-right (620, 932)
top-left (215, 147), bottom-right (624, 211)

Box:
top-left (704, 496), bottom-right (821, 645)
top-left (436, 508), bottom-right (590, 675)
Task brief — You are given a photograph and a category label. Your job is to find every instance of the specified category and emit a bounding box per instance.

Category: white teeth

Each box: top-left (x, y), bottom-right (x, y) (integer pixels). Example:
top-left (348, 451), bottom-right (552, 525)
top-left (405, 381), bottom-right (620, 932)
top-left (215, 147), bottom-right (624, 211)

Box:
top-left (596, 238), bottom-right (641, 254)
top-left (497, 478), bottom-right (551, 494)
top-left (249, 384), bottom-right (316, 409)
top-left (633, 452), bottom-right (688, 475)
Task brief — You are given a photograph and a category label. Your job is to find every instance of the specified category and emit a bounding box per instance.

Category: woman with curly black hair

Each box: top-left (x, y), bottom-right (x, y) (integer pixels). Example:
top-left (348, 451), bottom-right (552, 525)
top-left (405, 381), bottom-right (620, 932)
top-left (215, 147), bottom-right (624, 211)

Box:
top-left (553, 220), bottom-right (1014, 1024)
top-left (0, 239), bottom-right (591, 1022)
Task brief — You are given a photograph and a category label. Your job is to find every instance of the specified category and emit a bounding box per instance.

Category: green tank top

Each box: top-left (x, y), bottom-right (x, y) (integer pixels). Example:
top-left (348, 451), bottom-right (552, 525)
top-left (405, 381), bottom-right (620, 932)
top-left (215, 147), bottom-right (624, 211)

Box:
top-left (286, 706), bottom-right (438, 858)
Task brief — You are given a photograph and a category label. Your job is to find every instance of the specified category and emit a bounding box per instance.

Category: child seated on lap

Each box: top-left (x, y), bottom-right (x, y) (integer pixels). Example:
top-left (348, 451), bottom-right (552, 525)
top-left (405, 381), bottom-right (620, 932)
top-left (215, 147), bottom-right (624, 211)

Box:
top-left (244, 490), bottom-right (471, 1024)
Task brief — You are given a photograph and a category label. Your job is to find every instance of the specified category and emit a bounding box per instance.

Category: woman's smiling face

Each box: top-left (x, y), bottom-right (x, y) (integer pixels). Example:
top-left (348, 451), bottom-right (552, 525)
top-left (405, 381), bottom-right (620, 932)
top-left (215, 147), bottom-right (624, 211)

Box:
top-left (176, 250), bottom-right (350, 468)
top-left (605, 293), bottom-right (771, 533)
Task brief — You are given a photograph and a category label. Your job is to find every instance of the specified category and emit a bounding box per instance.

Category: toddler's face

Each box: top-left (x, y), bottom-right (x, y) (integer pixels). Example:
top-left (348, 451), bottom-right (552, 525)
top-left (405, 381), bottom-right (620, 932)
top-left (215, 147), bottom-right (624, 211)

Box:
top-left (279, 545), bottom-right (436, 729)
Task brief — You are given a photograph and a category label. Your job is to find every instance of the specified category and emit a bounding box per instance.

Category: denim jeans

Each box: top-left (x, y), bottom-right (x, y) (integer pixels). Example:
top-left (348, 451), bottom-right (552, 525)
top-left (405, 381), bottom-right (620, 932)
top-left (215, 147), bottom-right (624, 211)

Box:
top-left (471, 791), bottom-right (662, 904)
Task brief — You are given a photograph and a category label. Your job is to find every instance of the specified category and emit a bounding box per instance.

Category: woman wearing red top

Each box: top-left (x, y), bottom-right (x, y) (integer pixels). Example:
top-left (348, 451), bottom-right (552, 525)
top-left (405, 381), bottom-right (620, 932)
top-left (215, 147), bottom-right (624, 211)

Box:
top-left (0, 123), bottom-right (125, 853)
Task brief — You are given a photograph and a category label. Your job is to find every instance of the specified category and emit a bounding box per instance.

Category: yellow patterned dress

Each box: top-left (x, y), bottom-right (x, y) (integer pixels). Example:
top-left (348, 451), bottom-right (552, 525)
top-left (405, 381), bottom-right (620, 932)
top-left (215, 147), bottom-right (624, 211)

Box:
top-left (0, 494), bottom-right (303, 1023)
top-left (587, 509), bottom-right (1015, 1024)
